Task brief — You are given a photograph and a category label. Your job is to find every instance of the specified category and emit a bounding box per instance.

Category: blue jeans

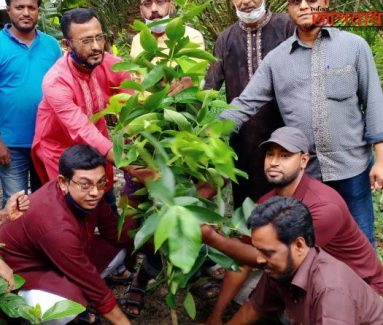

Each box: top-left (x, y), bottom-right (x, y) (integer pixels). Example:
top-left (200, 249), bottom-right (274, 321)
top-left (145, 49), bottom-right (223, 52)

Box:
top-left (0, 148), bottom-right (40, 207)
top-left (325, 162), bottom-right (375, 247)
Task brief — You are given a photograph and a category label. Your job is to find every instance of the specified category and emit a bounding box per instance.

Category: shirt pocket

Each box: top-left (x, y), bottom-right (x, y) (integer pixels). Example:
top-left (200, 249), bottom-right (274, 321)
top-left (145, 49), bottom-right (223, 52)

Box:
top-left (325, 65), bottom-right (358, 101)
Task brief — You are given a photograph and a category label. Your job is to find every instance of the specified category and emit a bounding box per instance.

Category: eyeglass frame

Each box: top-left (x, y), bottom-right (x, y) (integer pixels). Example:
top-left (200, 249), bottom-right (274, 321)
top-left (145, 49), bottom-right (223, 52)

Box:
top-left (287, 0), bottom-right (319, 5)
top-left (70, 177), bottom-right (108, 192)
top-left (140, 0), bottom-right (170, 8)
top-left (67, 33), bottom-right (107, 46)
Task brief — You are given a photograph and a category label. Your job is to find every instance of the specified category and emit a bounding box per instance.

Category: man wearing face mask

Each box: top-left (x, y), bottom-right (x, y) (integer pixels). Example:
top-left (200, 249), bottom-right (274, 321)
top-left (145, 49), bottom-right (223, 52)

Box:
top-left (130, 0), bottom-right (205, 58)
top-left (32, 8), bottom-right (133, 207)
top-left (205, 0), bottom-right (295, 208)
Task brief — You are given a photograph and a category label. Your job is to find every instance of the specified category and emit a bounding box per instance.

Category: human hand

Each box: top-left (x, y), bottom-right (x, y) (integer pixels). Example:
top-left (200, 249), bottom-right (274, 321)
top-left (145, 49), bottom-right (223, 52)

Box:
top-left (123, 165), bottom-right (158, 184)
top-left (200, 224), bottom-right (217, 245)
top-left (369, 161), bottom-right (383, 192)
top-left (169, 76), bottom-right (193, 96)
top-left (0, 141), bottom-right (11, 166)
top-left (0, 259), bottom-right (14, 294)
top-left (196, 181), bottom-right (217, 199)
top-left (5, 190), bottom-right (29, 221)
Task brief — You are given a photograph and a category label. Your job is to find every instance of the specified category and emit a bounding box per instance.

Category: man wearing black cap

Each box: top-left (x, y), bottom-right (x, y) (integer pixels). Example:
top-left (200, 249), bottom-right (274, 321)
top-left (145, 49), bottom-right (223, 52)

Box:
top-left (201, 126), bottom-right (383, 325)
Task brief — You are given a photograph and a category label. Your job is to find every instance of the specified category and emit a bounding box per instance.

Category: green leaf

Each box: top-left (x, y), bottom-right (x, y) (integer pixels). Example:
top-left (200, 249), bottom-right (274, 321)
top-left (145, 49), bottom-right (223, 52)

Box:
top-left (112, 61), bottom-right (146, 75)
top-left (183, 0), bottom-right (213, 21)
top-left (164, 109), bottom-right (192, 131)
top-left (185, 205), bottom-right (223, 224)
top-left (166, 292), bottom-right (176, 310)
top-left (173, 87), bottom-right (199, 104)
top-left (142, 66), bottom-right (165, 90)
top-left (140, 28), bottom-right (158, 53)
top-left (0, 293), bottom-right (39, 323)
top-left (13, 274), bottom-right (25, 291)
top-left (42, 300), bottom-right (85, 322)
top-left (231, 206), bottom-right (251, 236)
top-left (126, 112), bottom-right (161, 135)
top-left (134, 213), bottom-right (160, 252)
top-left (154, 207), bottom-right (179, 250)
top-left (183, 292), bottom-right (196, 319)
top-left (112, 130), bottom-right (124, 168)
top-left (165, 17), bottom-right (185, 41)
top-left (174, 196), bottom-right (199, 206)
top-left (208, 247), bottom-right (238, 270)
top-left (242, 197), bottom-right (256, 221)
top-left (132, 20), bottom-right (148, 32)
top-left (168, 208), bottom-right (202, 273)
top-left (119, 80), bottom-right (144, 92)
top-left (143, 85), bottom-right (170, 112)
top-left (174, 49), bottom-right (216, 61)
top-left (147, 174), bottom-right (175, 206)
top-left (120, 94), bottom-right (139, 125)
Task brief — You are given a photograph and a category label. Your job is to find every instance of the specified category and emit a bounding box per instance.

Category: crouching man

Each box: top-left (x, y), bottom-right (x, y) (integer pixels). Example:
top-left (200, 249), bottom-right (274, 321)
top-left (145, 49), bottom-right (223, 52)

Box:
top-left (0, 145), bottom-right (133, 324)
top-left (229, 196), bottom-right (383, 325)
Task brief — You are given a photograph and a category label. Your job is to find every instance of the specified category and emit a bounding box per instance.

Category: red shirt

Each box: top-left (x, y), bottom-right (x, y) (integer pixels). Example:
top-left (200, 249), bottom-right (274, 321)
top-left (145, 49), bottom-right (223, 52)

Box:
top-left (32, 52), bottom-right (131, 189)
top-left (0, 181), bottom-right (135, 313)
top-left (259, 174), bottom-right (383, 294)
top-left (251, 247), bottom-right (383, 324)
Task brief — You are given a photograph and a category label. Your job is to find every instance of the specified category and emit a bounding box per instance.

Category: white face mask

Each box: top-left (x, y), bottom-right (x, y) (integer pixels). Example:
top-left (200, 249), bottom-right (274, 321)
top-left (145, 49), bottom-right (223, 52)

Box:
top-left (236, 1), bottom-right (266, 24)
top-left (145, 15), bottom-right (170, 34)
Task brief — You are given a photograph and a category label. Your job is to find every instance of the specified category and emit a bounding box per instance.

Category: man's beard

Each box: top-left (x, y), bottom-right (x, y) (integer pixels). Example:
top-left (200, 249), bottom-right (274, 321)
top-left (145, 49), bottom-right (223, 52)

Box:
top-left (70, 50), bottom-right (104, 70)
top-left (11, 18), bottom-right (37, 33)
top-left (266, 168), bottom-right (300, 188)
top-left (270, 250), bottom-right (295, 285)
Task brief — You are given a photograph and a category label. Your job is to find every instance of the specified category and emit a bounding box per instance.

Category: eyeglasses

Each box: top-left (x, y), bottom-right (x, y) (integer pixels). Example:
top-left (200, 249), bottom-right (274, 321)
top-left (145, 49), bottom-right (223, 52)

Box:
top-left (141, 0), bottom-right (169, 8)
top-left (69, 33), bottom-right (106, 46)
top-left (287, 0), bottom-right (318, 5)
top-left (70, 178), bottom-right (108, 191)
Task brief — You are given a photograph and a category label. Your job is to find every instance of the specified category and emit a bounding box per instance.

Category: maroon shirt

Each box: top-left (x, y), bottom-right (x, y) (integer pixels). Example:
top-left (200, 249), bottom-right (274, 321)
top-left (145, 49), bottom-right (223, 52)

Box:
top-left (251, 247), bottom-right (383, 325)
top-left (0, 180), bottom-right (135, 313)
top-left (259, 174), bottom-right (383, 294)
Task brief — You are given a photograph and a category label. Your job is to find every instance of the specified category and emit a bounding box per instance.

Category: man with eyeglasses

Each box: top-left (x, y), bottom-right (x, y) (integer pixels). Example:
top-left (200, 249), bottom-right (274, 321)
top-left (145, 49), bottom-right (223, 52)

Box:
top-left (130, 0), bottom-right (205, 58)
top-left (219, 0), bottom-right (383, 246)
top-left (0, 0), bottom-right (61, 207)
top-left (32, 8), bottom-right (132, 210)
top-left (0, 144), bottom-right (135, 324)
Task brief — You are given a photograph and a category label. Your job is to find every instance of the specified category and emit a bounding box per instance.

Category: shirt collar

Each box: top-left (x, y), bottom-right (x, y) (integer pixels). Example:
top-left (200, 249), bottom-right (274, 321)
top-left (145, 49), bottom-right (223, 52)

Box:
top-left (3, 23), bottom-right (40, 47)
top-left (290, 246), bottom-right (319, 291)
top-left (289, 26), bottom-right (333, 53)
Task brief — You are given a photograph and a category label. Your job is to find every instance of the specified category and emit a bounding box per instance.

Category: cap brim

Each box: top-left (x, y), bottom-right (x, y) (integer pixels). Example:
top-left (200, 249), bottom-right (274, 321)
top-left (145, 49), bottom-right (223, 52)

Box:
top-left (259, 140), bottom-right (303, 153)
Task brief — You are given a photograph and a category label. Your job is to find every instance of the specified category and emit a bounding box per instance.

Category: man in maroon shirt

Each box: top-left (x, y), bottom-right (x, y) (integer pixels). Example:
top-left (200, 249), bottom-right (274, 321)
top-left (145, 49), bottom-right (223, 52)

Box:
top-left (0, 145), bottom-right (133, 324)
top-left (227, 196), bottom-right (383, 325)
top-left (202, 127), bottom-right (383, 324)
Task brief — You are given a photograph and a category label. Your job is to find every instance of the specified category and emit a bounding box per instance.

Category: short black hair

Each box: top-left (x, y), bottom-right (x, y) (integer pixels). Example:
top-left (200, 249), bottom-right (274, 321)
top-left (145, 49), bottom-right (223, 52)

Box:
top-left (6, 0), bottom-right (42, 6)
top-left (247, 196), bottom-right (315, 247)
top-left (59, 144), bottom-right (107, 180)
top-left (60, 8), bottom-right (99, 39)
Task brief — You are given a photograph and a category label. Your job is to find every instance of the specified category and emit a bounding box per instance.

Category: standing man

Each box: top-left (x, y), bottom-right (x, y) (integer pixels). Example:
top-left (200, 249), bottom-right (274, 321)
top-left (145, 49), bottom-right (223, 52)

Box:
top-left (0, 145), bottom-right (134, 325)
top-left (228, 197), bottom-right (383, 325)
top-left (220, 0), bottom-right (383, 244)
top-left (32, 8), bottom-right (132, 199)
top-left (0, 0), bottom-right (61, 206)
top-left (130, 0), bottom-right (205, 58)
top-left (205, 0), bottom-right (294, 205)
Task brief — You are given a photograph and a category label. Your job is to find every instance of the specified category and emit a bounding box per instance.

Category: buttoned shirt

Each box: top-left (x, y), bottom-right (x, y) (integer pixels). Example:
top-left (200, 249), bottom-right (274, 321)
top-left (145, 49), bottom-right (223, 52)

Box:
top-left (250, 247), bottom-right (383, 325)
top-left (32, 52), bottom-right (130, 188)
top-left (220, 28), bottom-right (383, 181)
top-left (204, 13), bottom-right (294, 103)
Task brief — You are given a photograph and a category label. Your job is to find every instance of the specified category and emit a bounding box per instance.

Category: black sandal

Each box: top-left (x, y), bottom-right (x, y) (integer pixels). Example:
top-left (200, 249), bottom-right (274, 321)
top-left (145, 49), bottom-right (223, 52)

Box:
top-left (119, 284), bottom-right (146, 318)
